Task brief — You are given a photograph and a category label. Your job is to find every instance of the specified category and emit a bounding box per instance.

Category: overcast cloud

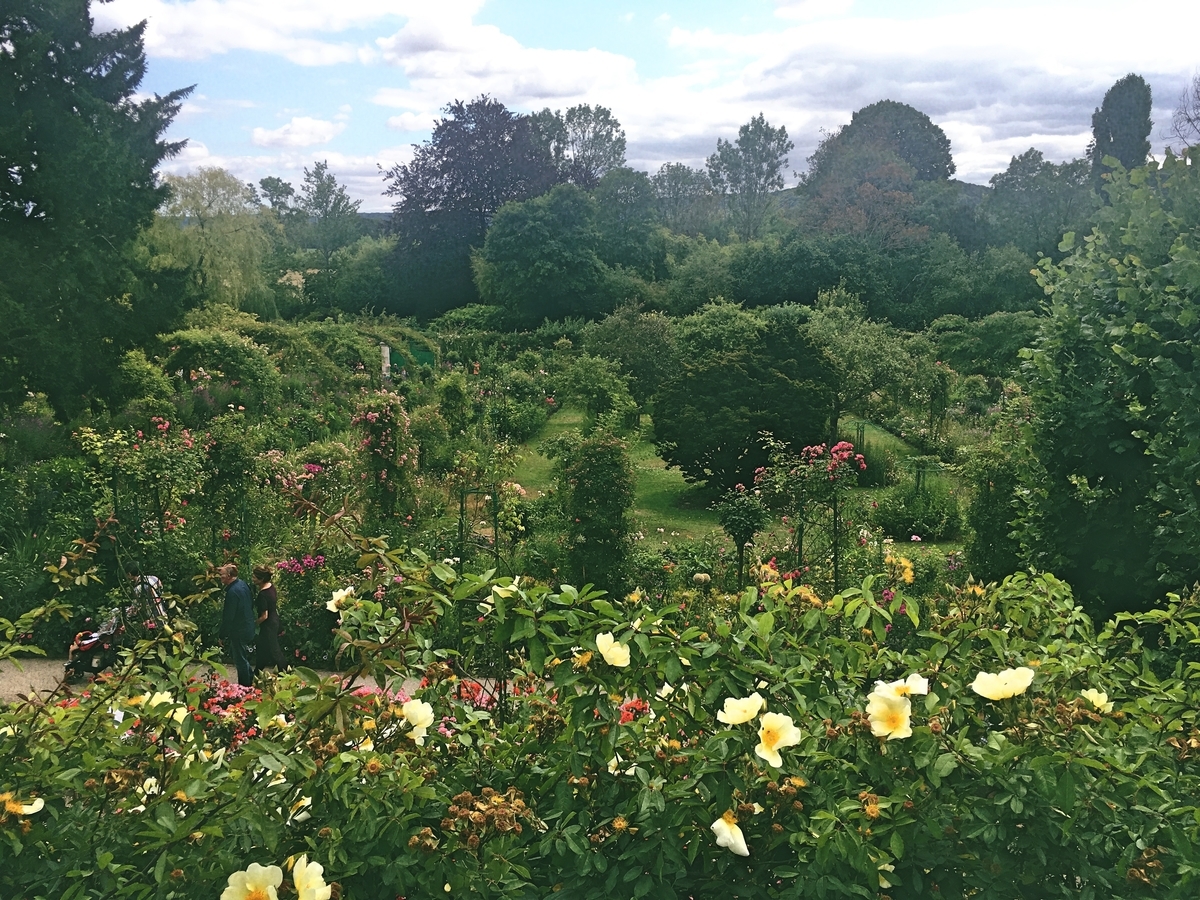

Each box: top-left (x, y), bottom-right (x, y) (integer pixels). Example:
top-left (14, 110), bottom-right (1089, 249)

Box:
top-left (94, 0), bottom-right (1200, 210)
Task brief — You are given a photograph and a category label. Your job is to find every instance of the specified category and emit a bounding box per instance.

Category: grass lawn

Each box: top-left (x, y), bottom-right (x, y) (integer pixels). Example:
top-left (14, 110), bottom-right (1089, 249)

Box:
top-left (512, 409), bottom-right (721, 541)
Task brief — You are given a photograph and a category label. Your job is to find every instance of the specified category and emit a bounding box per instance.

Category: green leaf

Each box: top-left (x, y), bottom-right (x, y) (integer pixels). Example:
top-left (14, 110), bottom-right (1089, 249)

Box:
top-left (528, 636), bottom-right (546, 672)
top-left (932, 753), bottom-right (958, 779)
top-left (889, 830), bottom-right (904, 859)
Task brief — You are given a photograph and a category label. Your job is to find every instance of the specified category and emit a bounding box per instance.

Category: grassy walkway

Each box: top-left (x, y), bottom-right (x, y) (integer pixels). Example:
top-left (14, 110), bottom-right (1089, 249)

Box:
top-left (512, 409), bottom-right (720, 541)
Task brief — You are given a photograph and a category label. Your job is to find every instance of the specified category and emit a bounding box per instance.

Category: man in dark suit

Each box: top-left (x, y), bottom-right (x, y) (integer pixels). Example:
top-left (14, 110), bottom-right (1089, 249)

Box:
top-left (218, 564), bottom-right (256, 686)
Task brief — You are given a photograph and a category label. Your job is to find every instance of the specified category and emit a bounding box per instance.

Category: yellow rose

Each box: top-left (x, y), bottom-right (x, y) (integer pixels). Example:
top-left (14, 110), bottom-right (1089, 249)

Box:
top-left (754, 712), bottom-right (802, 768)
top-left (1080, 688), bottom-right (1113, 713)
top-left (866, 691), bottom-right (912, 741)
top-left (710, 809), bottom-right (749, 856)
top-left (970, 667), bottom-right (1035, 701)
top-left (716, 692), bottom-right (766, 725)
top-left (595, 632), bottom-right (631, 668)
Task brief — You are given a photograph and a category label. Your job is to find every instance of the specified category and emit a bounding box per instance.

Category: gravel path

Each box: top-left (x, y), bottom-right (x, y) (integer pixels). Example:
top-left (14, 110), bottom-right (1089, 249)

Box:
top-left (0, 658), bottom-right (417, 702)
top-left (0, 658), bottom-right (71, 702)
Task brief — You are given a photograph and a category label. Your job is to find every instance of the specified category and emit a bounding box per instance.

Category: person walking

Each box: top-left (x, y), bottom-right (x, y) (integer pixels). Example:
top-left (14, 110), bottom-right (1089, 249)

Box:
top-left (218, 564), bottom-right (256, 687)
top-left (125, 562), bottom-right (167, 622)
top-left (251, 565), bottom-right (288, 673)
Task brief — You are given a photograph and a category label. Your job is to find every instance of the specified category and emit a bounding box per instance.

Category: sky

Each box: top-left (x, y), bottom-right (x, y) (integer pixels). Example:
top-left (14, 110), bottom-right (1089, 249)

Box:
top-left (94, 0), bottom-right (1200, 212)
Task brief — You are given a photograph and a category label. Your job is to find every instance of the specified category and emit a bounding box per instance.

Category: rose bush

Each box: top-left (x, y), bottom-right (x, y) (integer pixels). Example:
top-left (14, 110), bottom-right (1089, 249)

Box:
top-left (2, 536), bottom-right (1199, 898)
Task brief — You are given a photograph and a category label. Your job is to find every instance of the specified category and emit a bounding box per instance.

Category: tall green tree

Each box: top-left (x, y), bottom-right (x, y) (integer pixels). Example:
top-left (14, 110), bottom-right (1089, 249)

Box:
top-left (592, 167), bottom-right (658, 275)
top-left (472, 183), bottom-right (606, 323)
top-left (986, 148), bottom-right (1098, 256)
top-left (544, 427), bottom-right (635, 589)
top-left (1089, 73), bottom-right (1152, 187)
top-left (296, 160), bottom-right (363, 265)
top-left (707, 114), bottom-right (793, 241)
top-left (651, 162), bottom-right (719, 236)
top-left (0, 0), bottom-right (190, 416)
top-left (805, 100), bottom-right (955, 185)
top-left (383, 96), bottom-right (561, 317)
top-left (1021, 149), bottom-right (1200, 618)
top-left (155, 168), bottom-right (275, 315)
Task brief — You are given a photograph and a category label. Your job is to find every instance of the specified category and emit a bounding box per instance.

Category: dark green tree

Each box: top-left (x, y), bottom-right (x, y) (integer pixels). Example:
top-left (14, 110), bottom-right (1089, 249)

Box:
top-left (582, 302), bottom-right (678, 409)
top-left (805, 100), bottom-right (955, 184)
top-left (563, 104), bottom-right (627, 189)
top-left (653, 302), bottom-right (831, 489)
top-left (383, 96), bottom-right (561, 317)
top-left (472, 184), bottom-right (606, 323)
top-left (592, 167), bottom-right (659, 275)
top-left (714, 485), bottom-right (769, 587)
top-left (1089, 74), bottom-right (1152, 186)
top-left (543, 428), bottom-right (636, 590)
top-left (1021, 149), bottom-right (1200, 618)
top-left (986, 149), bottom-right (1098, 256)
top-left (707, 114), bottom-right (793, 241)
top-left (0, 0), bottom-right (190, 416)
top-left (651, 162), bottom-right (719, 236)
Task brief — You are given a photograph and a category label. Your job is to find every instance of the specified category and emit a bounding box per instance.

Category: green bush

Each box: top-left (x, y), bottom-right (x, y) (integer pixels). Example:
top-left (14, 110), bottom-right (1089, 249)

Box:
top-left (873, 478), bottom-right (961, 541)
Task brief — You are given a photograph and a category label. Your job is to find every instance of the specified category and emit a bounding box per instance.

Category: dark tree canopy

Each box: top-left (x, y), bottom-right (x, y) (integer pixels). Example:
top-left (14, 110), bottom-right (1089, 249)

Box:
top-left (986, 148), bottom-right (1098, 256)
top-left (653, 302), bottom-right (831, 489)
top-left (383, 96), bottom-right (561, 317)
top-left (1089, 73), bottom-right (1152, 182)
top-left (806, 100), bottom-right (955, 185)
top-left (0, 0), bottom-right (190, 416)
top-left (473, 183), bottom-right (606, 324)
top-left (297, 161), bottom-right (363, 264)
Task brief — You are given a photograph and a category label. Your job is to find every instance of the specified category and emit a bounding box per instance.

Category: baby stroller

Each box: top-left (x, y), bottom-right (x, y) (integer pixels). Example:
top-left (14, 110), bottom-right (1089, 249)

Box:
top-left (64, 608), bottom-right (124, 683)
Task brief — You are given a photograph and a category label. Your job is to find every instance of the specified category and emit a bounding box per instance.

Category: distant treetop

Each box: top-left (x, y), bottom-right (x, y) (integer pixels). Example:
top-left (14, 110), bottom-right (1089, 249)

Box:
top-left (805, 99), bottom-right (955, 184)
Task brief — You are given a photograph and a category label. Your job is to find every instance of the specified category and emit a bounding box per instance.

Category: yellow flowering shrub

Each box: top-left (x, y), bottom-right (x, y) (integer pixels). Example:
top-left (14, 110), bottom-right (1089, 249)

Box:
top-left (3, 540), bottom-right (1200, 899)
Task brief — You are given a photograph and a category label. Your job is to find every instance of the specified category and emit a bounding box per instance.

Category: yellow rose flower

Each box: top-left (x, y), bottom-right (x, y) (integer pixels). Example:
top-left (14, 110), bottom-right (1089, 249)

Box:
top-left (595, 632), bottom-right (631, 668)
top-left (717, 692), bottom-right (766, 725)
top-left (866, 691), bottom-right (912, 741)
top-left (220, 862), bottom-right (283, 900)
top-left (873, 674), bottom-right (929, 699)
top-left (292, 854), bottom-right (332, 900)
top-left (402, 699), bottom-right (435, 746)
top-left (970, 667), bottom-right (1035, 701)
top-left (1080, 688), bottom-right (1113, 713)
top-left (755, 711), bottom-right (802, 767)
top-left (327, 586), bottom-right (354, 612)
top-left (710, 809), bottom-right (749, 856)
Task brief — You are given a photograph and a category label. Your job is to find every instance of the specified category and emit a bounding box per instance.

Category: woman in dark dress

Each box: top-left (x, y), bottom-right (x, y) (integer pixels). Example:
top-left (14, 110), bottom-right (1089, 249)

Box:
top-left (252, 565), bottom-right (288, 673)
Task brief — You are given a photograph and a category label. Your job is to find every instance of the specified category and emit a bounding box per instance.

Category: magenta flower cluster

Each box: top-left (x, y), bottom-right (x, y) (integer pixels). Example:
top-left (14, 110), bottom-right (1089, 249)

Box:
top-left (276, 554), bottom-right (326, 575)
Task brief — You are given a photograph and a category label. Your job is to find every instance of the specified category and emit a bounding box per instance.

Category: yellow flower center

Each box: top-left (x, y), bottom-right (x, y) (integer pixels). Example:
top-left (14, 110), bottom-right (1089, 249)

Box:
top-left (760, 723), bottom-right (783, 750)
top-left (880, 707), bottom-right (905, 732)
top-left (722, 809), bottom-right (738, 825)
top-left (246, 889), bottom-right (270, 900)
top-left (4, 799), bottom-right (22, 815)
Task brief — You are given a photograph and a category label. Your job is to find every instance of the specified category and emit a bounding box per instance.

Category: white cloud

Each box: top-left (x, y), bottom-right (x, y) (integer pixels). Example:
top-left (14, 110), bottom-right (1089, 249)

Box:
top-left (95, 0), bottom-right (422, 64)
top-left (774, 0), bottom-right (855, 21)
top-left (97, 0), bottom-right (1200, 204)
top-left (252, 116), bottom-right (346, 148)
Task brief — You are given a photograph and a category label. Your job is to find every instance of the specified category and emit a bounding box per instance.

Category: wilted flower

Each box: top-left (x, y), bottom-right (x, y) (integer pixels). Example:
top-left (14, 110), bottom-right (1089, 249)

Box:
top-left (716, 692), bottom-right (766, 725)
top-left (711, 810), bottom-right (749, 856)
top-left (402, 699), bottom-right (435, 745)
top-left (595, 632), bottom-right (631, 668)
top-left (1, 792), bottom-right (44, 816)
top-left (292, 854), bottom-right (332, 900)
top-left (220, 862), bottom-right (283, 900)
top-left (755, 712), bottom-right (802, 767)
top-left (1080, 688), bottom-right (1113, 713)
top-left (970, 667), bottom-right (1035, 701)
top-left (866, 691), bottom-right (912, 741)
